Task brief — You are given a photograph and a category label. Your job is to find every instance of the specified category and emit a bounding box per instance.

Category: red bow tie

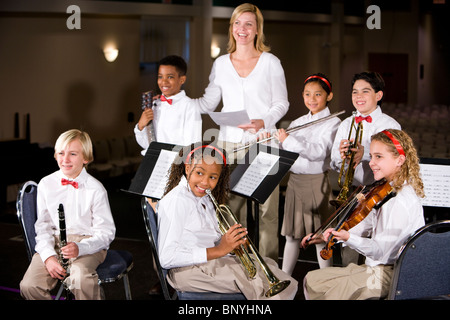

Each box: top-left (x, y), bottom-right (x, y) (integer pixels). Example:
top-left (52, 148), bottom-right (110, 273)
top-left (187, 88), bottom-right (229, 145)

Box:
top-left (355, 115), bottom-right (372, 124)
top-left (61, 178), bottom-right (78, 189)
top-left (160, 95), bottom-right (173, 105)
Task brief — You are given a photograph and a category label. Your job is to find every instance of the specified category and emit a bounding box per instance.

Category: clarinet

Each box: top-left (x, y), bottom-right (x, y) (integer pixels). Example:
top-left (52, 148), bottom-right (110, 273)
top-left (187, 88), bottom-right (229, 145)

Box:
top-left (58, 204), bottom-right (72, 299)
top-left (58, 203), bottom-right (69, 271)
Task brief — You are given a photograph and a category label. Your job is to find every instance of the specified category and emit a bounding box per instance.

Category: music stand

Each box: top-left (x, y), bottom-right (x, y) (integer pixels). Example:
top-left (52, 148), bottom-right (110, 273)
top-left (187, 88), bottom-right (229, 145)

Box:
top-left (125, 142), bottom-right (183, 200)
top-left (230, 143), bottom-right (298, 247)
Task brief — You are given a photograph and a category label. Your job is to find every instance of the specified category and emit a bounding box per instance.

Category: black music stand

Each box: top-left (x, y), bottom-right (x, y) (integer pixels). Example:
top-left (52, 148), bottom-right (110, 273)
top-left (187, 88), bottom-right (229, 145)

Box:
top-left (230, 143), bottom-right (298, 247)
top-left (125, 142), bottom-right (184, 200)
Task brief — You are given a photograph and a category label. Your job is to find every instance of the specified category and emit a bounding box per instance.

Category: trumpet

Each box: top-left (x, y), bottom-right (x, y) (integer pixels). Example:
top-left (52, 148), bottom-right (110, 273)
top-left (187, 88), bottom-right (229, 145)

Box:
top-left (330, 112), bottom-right (363, 208)
top-left (232, 110), bottom-right (345, 153)
top-left (206, 189), bottom-right (290, 297)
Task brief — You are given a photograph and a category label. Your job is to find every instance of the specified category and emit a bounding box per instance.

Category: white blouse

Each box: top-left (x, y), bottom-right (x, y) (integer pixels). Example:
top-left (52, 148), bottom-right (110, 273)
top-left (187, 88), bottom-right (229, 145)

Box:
top-left (157, 176), bottom-right (221, 269)
top-left (193, 52), bottom-right (289, 143)
top-left (345, 183), bottom-right (425, 266)
top-left (281, 107), bottom-right (341, 174)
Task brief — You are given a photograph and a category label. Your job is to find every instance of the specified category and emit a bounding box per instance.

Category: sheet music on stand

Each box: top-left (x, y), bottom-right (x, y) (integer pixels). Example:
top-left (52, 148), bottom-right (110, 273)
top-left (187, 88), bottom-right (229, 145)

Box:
top-left (230, 144), bottom-right (298, 246)
top-left (125, 142), bottom-right (183, 200)
top-left (419, 158), bottom-right (450, 222)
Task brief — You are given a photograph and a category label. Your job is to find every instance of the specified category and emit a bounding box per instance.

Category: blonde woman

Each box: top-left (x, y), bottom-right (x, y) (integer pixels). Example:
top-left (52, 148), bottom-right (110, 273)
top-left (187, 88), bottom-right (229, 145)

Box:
top-left (194, 3), bottom-right (289, 261)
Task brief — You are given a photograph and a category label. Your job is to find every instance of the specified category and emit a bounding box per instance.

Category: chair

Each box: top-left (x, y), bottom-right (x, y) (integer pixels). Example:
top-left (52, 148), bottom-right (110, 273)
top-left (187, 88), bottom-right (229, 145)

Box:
top-left (387, 220), bottom-right (450, 300)
top-left (16, 181), bottom-right (134, 300)
top-left (141, 197), bottom-right (246, 300)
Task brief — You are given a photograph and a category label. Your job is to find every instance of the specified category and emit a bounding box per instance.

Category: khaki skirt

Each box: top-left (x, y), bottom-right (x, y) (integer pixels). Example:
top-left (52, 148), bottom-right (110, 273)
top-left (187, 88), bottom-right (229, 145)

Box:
top-left (281, 172), bottom-right (334, 239)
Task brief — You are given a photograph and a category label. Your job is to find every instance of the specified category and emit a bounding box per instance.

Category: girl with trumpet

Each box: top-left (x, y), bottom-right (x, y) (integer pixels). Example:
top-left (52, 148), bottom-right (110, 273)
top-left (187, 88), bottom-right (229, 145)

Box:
top-left (301, 129), bottom-right (425, 300)
top-left (157, 142), bottom-right (297, 300)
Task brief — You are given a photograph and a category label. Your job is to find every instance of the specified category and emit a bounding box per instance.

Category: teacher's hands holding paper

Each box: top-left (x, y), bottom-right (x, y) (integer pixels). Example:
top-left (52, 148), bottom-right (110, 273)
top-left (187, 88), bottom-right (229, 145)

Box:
top-left (238, 119), bottom-right (265, 134)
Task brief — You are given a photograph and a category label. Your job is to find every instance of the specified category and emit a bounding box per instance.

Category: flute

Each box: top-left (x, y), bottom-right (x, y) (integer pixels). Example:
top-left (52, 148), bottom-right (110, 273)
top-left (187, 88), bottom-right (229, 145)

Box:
top-left (232, 110), bottom-right (345, 153)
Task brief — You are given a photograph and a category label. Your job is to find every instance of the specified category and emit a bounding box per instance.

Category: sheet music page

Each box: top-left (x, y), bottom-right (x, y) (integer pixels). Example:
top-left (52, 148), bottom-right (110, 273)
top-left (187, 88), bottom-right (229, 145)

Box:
top-left (420, 163), bottom-right (450, 207)
top-left (208, 110), bottom-right (251, 127)
top-left (233, 151), bottom-right (280, 197)
top-left (143, 149), bottom-right (178, 199)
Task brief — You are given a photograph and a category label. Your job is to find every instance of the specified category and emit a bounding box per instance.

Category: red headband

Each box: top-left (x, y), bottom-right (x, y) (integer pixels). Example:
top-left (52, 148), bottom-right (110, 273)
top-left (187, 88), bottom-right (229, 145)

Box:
top-left (382, 130), bottom-right (405, 157)
top-left (185, 145), bottom-right (227, 166)
top-left (304, 75), bottom-right (332, 92)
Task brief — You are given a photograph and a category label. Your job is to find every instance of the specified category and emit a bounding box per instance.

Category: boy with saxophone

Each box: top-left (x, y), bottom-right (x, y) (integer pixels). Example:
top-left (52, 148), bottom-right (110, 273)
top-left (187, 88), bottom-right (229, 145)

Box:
top-left (20, 129), bottom-right (115, 300)
top-left (331, 71), bottom-right (401, 188)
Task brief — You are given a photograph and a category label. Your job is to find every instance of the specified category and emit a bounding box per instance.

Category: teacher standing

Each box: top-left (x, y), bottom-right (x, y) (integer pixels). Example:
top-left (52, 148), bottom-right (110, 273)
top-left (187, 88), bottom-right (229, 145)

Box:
top-left (194, 3), bottom-right (289, 261)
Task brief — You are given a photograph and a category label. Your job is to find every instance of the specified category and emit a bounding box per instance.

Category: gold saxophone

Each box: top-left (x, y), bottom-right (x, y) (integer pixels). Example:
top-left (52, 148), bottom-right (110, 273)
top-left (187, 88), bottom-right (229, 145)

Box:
top-left (330, 112), bottom-right (363, 208)
top-left (205, 189), bottom-right (290, 297)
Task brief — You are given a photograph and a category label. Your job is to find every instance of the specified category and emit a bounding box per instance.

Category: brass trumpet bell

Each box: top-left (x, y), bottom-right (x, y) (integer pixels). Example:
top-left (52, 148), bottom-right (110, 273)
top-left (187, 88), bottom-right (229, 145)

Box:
top-left (205, 189), bottom-right (290, 298)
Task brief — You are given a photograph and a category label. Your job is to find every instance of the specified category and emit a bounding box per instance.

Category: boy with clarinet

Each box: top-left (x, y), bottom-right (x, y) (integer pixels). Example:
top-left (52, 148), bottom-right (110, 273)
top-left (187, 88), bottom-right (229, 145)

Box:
top-left (20, 129), bottom-right (115, 300)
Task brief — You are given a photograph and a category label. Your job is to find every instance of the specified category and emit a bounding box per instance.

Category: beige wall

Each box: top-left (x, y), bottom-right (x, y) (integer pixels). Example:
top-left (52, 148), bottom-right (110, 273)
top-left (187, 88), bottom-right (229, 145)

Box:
top-left (0, 14), bottom-right (141, 144)
top-left (0, 0), bottom-right (447, 147)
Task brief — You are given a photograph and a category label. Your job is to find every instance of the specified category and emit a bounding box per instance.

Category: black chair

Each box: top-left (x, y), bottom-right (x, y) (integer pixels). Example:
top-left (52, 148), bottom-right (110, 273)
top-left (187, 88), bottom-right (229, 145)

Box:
top-left (388, 220), bottom-right (450, 300)
top-left (16, 181), bottom-right (134, 300)
top-left (141, 197), bottom-right (246, 300)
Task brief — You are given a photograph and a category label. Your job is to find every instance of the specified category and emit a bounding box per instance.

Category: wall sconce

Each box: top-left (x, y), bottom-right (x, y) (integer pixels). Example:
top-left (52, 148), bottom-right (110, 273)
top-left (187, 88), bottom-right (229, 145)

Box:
top-left (103, 46), bottom-right (119, 62)
top-left (211, 44), bottom-right (221, 59)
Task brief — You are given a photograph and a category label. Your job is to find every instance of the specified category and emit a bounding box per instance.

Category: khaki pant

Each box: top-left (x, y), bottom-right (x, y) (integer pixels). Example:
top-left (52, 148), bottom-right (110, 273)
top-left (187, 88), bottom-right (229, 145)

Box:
top-left (304, 263), bottom-right (393, 300)
top-left (229, 187), bottom-right (280, 261)
top-left (20, 235), bottom-right (106, 300)
top-left (168, 255), bottom-right (298, 300)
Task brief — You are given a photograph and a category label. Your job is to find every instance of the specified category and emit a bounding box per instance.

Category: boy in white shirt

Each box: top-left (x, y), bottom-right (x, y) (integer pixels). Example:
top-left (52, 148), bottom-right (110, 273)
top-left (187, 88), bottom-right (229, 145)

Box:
top-left (20, 129), bottom-right (116, 300)
top-left (331, 71), bottom-right (401, 188)
top-left (134, 55), bottom-right (202, 154)
top-left (330, 71), bottom-right (401, 266)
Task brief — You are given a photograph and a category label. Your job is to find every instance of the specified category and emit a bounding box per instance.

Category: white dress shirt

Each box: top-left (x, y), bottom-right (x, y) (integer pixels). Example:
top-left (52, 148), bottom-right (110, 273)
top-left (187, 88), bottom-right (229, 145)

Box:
top-left (330, 106), bottom-right (401, 185)
top-left (193, 52), bottom-right (289, 143)
top-left (35, 168), bottom-right (116, 263)
top-left (134, 90), bottom-right (202, 155)
top-left (281, 107), bottom-right (341, 174)
top-left (157, 176), bottom-right (221, 269)
top-left (345, 183), bottom-right (425, 267)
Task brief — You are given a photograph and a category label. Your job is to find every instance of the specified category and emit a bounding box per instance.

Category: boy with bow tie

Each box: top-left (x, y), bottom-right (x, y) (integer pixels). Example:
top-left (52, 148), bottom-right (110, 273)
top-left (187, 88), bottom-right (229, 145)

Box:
top-left (20, 129), bottom-right (115, 300)
top-left (331, 71), bottom-right (401, 188)
top-left (134, 55), bottom-right (202, 155)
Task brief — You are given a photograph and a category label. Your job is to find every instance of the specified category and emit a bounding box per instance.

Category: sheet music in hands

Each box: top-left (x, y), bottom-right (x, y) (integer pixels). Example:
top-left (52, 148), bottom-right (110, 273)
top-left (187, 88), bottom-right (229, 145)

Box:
top-left (232, 151), bottom-right (280, 197)
top-left (143, 149), bottom-right (178, 199)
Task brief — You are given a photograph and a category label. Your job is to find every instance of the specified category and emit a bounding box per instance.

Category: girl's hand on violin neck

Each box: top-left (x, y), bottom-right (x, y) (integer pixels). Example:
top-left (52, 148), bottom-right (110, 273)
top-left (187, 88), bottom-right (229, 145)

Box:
top-left (324, 228), bottom-right (350, 242)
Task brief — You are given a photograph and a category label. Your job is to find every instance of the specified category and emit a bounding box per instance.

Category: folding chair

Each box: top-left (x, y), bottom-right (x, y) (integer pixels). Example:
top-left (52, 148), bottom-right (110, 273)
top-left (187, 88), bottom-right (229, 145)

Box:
top-left (141, 197), bottom-right (246, 300)
top-left (388, 220), bottom-right (450, 300)
top-left (16, 180), bottom-right (134, 300)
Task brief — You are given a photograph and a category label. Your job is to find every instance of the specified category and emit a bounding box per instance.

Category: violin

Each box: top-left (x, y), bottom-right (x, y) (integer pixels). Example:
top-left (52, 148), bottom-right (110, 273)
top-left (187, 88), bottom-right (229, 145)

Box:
top-left (319, 179), bottom-right (395, 260)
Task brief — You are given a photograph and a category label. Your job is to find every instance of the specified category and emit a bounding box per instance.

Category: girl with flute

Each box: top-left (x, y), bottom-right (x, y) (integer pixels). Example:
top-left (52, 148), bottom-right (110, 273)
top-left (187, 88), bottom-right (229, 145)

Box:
top-left (265, 73), bottom-right (341, 274)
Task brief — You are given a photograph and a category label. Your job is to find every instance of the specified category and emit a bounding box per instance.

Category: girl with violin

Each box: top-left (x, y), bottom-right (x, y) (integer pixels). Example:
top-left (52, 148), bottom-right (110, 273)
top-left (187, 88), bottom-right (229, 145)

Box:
top-left (301, 129), bottom-right (425, 300)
